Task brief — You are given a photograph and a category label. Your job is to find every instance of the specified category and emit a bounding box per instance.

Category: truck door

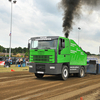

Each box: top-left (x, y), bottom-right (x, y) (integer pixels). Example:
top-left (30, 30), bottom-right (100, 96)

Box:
top-left (57, 38), bottom-right (70, 63)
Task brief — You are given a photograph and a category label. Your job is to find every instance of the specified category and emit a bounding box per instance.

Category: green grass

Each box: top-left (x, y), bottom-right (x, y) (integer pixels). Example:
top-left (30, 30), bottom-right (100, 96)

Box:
top-left (0, 65), bottom-right (29, 73)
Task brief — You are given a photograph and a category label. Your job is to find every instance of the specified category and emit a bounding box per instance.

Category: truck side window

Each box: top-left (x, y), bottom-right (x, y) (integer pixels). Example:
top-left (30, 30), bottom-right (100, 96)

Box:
top-left (59, 38), bottom-right (65, 53)
top-left (60, 39), bottom-right (65, 49)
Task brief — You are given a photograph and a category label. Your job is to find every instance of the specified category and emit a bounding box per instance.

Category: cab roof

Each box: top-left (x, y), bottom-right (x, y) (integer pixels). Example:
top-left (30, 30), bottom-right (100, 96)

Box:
top-left (31, 36), bottom-right (59, 40)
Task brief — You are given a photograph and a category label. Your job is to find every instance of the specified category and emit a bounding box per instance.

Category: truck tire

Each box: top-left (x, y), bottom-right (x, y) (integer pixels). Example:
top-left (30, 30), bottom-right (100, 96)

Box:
top-left (35, 73), bottom-right (44, 78)
top-left (78, 67), bottom-right (85, 78)
top-left (61, 65), bottom-right (69, 81)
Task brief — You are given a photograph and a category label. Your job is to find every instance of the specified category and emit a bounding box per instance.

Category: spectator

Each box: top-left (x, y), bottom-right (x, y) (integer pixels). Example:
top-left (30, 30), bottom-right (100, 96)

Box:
top-left (22, 58), bottom-right (26, 67)
top-left (23, 58), bottom-right (26, 63)
top-left (4, 59), bottom-right (7, 67)
top-left (15, 58), bottom-right (19, 67)
top-left (25, 58), bottom-right (29, 66)
top-left (20, 58), bottom-right (23, 66)
top-left (18, 58), bottom-right (20, 65)
top-left (8, 57), bottom-right (12, 67)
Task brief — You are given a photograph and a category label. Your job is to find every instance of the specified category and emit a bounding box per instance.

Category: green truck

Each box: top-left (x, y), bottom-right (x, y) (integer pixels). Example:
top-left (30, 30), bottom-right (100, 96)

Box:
top-left (28, 36), bottom-right (87, 80)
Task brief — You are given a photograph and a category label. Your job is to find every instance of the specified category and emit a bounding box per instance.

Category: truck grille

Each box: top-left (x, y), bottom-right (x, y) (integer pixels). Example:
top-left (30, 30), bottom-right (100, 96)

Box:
top-left (32, 55), bottom-right (52, 62)
top-left (36, 64), bottom-right (45, 72)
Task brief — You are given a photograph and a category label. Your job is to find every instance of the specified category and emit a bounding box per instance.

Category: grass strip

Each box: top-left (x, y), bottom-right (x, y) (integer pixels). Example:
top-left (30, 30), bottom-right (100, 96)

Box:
top-left (0, 65), bottom-right (29, 72)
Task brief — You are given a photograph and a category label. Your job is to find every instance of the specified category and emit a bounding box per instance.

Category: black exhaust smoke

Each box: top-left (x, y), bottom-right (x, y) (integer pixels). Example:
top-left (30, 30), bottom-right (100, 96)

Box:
top-left (60, 0), bottom-right (81, 38)
top-left (59, 0), bottom-right (100, 38)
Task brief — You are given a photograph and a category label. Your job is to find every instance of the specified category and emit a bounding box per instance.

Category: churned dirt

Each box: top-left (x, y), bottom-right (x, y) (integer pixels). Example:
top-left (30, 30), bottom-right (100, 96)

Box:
top-left (0, 71), bottom-right (100, 100)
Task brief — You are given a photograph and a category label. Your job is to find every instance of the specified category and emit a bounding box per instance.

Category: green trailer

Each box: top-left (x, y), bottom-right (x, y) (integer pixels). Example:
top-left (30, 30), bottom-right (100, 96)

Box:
top-left (28, 36), bottom-right (87, 80)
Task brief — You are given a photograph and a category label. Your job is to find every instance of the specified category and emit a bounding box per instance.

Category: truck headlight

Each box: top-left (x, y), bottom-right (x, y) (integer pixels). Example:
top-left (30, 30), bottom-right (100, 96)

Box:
top-left (29, 65), bottom-right (33, 68)
top-left (50, 66), bottom-right (55, 69)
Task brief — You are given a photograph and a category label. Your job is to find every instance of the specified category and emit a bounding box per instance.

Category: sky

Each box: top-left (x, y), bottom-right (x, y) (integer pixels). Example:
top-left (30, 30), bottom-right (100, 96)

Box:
top-left (0, 0), bottom-right (100, 54)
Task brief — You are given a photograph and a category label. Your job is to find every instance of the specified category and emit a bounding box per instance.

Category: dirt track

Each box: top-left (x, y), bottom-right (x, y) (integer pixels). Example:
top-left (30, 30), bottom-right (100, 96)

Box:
top-left (0, 72), bottom-right (100, 100)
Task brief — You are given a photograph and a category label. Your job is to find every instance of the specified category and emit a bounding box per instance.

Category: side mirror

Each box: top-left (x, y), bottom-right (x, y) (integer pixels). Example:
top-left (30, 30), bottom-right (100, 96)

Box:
top-left (28, 43), bottom-right (30, 50)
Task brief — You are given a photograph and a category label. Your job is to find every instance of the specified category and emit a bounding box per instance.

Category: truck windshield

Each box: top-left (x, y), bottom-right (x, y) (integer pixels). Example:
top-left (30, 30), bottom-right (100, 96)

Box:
top-left (31, 39), bottom-right (58, 49)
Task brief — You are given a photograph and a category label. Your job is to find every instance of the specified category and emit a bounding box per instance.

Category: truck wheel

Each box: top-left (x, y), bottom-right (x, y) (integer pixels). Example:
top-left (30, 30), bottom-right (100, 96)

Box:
top-left (78, 67), bottom-right (85, 78)
top-left (35, 73), bottom-right (44, 78)
top-left (61, 65), bottom-right (69, 81)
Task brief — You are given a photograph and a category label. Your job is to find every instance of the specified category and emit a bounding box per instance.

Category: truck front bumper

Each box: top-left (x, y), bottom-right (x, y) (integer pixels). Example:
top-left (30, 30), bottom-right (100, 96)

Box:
top-left (27, 63), bottom-right (62, 75)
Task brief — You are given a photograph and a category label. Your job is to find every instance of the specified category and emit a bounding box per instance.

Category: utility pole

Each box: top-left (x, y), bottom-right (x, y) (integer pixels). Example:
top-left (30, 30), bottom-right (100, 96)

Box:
top-left (8, 0), bottom-right (17, 57)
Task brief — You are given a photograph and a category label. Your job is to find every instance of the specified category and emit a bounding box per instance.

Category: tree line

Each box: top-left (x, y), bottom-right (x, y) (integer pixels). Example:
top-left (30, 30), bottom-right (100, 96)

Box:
top-left (0, 45), bottom-right (97, 56)
top-left (0, 45), bottom-right (28, 55)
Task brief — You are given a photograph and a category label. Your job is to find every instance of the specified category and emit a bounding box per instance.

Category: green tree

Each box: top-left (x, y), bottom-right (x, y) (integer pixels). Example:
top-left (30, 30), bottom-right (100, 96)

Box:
top-left (0, 45), bottom-right (3, 52)
top-left (13, 50), bottom-right (16, 55)
top-left (18, 47), bottom-right (22, 53)
top-left (3, 46), bottom-right (5, 52)
top-left (7, 55), bottom-right (9, 57)
top-left (25, 52), bottom-right (28, 56)
top-left (85, 52), bottom-right (91, 55)
top-left (7, 48), bottom-right (9, 53)
top-left (23, 47), bottom-right (27, 53)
